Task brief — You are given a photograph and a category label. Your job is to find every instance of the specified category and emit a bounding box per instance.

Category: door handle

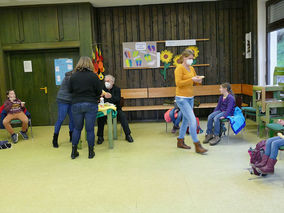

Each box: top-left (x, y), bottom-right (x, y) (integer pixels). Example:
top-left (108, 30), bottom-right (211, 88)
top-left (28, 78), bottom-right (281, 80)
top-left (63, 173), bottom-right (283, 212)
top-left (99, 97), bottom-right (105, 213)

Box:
top-left (40, 87), bottom-right (48, 94)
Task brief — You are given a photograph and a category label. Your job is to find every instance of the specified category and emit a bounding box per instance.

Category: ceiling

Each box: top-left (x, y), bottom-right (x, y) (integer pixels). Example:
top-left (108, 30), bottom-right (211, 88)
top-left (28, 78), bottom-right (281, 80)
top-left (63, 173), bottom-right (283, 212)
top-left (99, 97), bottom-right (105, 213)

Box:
top-left (0, 0), bottom-right (217, 8)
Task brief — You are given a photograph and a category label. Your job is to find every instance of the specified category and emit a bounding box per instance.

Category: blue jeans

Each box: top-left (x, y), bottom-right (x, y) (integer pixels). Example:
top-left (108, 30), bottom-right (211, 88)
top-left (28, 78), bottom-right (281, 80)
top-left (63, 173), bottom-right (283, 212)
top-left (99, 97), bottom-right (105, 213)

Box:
top-left (169, 109), bottom-right (182, 127)
top-left (175, 97), bottom-right (198, 143)
top-left (265, 136), bottom-right (284, 160)
top-left (71, 102), bottom-right (98, 147)
top-left (206, 110), bottom-right (226, 136)
top-left (54, 102), bottom-right (74, 134)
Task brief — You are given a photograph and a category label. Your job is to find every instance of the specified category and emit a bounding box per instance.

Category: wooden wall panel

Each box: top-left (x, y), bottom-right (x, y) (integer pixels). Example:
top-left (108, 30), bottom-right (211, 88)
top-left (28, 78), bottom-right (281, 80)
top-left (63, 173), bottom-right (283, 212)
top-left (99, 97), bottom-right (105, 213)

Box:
top-left (38, 7), bottom-right (59, 42)
top-left (95, 1), bottom-right (257, 119)
top-left (0, 3), bottom-right (94, 101)
top-left (22, 8), bottom-right (41, 43)
top-left (0, 8), bottom-right (20, 44)
top-left (60, 5), bottom-right (80, 41)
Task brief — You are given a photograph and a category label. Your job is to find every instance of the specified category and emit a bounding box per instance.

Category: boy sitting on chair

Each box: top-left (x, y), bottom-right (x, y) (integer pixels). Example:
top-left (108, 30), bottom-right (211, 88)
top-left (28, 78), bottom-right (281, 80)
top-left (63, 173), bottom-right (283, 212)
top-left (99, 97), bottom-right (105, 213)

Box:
top-left (3, 90), bottom-right (29, 143)
top-left (203, 83), bottom-right (235, 146)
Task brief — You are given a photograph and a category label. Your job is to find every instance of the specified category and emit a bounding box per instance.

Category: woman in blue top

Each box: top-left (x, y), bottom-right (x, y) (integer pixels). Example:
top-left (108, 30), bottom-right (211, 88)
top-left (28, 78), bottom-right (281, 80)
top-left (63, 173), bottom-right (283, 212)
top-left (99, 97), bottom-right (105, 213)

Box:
top-left (203, 83), bottom-right (235, 146)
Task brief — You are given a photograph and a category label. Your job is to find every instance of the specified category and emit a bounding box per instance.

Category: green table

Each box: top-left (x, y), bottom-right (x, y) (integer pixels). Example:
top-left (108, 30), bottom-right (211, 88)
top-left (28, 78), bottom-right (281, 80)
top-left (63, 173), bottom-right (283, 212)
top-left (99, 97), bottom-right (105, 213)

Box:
top-left (256, 100), bottom-right (284, 137)
top-left (253, 85), bottom-right (284, 137)
top-left (253, 85), bottom-right (284, 113)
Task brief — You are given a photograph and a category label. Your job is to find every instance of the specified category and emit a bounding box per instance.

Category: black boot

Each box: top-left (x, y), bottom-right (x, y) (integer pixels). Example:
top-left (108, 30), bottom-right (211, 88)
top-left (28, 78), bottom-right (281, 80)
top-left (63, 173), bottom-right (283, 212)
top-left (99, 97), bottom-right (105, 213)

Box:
top-left (69, 131), bottom-right (73, 142)
top-left (88, 146), bottom-right (95, 159)
top-left (71, 145), bottom-right (79, 159)
top-left (126, 134), bottom-right (134, 143)
top-left (52, 133), bottom-right (59, 148)
top-left (97, 136), bottom-right (104, 145)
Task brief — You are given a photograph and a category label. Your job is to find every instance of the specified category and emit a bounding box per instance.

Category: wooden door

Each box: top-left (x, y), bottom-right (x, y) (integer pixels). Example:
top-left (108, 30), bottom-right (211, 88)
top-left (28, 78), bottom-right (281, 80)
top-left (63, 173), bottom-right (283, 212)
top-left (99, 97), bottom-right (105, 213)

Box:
top-left (9, 49), bottom-right (79, 125)
top-left (44, 49), bottom-right (79, 125)
top-left (9, 52), bottom-right (50, 125)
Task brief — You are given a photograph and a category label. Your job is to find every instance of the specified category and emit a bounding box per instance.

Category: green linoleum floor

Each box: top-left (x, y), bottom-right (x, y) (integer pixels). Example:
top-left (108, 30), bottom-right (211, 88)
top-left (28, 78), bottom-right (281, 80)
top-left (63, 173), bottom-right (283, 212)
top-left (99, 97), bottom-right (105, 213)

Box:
top-left (1, 120), bottom-right (284, 213)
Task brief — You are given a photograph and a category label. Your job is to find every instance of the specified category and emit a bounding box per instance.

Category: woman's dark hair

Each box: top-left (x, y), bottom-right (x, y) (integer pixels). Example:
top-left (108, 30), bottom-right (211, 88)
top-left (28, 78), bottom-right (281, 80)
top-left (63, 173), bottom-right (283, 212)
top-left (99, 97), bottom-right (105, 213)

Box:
top-left (221, 83), bottom-right (234, 97)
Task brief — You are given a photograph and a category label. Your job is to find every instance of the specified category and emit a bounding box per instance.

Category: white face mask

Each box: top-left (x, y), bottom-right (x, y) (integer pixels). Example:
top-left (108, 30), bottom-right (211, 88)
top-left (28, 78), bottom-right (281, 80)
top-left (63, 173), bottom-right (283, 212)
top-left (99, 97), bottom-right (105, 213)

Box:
top-left (105, 82), bottom-right (112, 89)
top-left (186, 59), bottom-right (193, 66)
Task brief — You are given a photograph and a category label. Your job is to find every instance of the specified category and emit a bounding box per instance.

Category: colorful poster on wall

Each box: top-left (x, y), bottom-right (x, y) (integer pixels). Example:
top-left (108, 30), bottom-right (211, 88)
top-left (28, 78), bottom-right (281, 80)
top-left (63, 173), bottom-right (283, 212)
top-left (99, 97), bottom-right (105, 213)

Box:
top-left (54, 58), bottom-right (73, 85)
top-left (123, 41), bottom-right (157, 68)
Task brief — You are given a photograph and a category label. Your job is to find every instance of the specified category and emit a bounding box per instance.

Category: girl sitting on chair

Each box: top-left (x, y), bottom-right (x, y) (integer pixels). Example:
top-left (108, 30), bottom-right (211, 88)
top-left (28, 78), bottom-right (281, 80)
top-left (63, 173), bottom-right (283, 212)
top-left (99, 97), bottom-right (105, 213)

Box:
top-left (3, 90), bottom-right (29, 143)
top-left (203, 83), bottom-right (235, 146)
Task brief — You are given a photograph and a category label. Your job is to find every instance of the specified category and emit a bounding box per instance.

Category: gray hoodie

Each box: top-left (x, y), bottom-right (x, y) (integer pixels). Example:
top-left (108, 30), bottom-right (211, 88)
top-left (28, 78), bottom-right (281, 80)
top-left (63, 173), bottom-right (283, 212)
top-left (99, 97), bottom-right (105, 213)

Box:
top-left (56, 71), bottom-right (73, 104)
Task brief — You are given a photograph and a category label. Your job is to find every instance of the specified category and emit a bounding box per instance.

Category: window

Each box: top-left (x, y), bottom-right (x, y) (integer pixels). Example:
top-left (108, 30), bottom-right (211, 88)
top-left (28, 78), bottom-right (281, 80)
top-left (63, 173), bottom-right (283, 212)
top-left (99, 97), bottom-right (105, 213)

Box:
top-left (268, 28), bottom-right (284, 84)
top-left (267, 0), bottom-right (284, 85)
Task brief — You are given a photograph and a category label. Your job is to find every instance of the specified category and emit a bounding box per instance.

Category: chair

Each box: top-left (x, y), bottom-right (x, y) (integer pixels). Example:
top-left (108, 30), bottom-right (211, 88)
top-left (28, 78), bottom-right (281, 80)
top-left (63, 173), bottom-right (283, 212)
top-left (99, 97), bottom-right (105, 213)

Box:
top-left (10, 118), bottom-right (33, 138)
top-left (241, 106), bottom-right (256, 120)
top-left (220, 118), bottom-right (230, 144)
top-left (220, 112), bottom-right (245, 144)
top-left (265, 123), bottom-right (284, 138)
top-left (0, 104), bottom-right (33, 140)
top-left (0, 118), bottom-right (33, 140)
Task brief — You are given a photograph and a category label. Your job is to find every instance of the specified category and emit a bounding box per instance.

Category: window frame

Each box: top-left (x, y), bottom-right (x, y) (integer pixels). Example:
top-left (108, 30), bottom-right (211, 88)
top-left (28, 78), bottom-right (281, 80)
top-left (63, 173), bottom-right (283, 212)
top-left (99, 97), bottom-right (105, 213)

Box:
top-left (266, 0), bottom-right (284, 84)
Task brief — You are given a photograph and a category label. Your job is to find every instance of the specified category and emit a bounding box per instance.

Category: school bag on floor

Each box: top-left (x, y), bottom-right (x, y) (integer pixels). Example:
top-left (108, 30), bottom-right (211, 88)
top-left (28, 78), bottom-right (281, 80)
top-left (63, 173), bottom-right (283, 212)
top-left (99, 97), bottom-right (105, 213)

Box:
top-left (164, 109), bottom-right (203, 134)
top-left (248, 140), bottom-right (267, 176)
top-left (0, 140), bottom-right (12, 149)
top-left (186, 117), bottom-right (203, 135)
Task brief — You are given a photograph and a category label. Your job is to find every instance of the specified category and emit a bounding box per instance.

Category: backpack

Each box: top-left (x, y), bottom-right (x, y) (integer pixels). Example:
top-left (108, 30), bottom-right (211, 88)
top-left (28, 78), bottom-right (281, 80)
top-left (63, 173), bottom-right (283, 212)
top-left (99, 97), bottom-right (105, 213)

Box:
top-left (186, 117), bottom-right (204, 135)
top-left (248, 140), bottom-right (267, 176)
top-left (164, 108), bottom-right (179, 123)
top-left (0, 140), bottom-right (12, 149)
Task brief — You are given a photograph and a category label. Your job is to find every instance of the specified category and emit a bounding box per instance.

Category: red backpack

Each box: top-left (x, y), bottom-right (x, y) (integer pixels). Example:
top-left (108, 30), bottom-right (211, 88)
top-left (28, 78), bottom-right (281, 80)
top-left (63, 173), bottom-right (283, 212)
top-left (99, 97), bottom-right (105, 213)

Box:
top-left (186, 117), bottom-right (203, 134)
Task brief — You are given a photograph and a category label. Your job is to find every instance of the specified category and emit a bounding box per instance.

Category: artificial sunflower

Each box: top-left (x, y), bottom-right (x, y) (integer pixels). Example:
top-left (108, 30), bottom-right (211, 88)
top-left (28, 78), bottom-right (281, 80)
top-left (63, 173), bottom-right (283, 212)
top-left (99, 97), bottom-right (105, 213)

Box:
top-left (186, 46), bottom-right (199, 59)
top-left (173, 54), bottom-right (182, 67)
top-left (160, 50), bottom-right (173, 64)
top-left (98, 72), bottom-right (104, 80)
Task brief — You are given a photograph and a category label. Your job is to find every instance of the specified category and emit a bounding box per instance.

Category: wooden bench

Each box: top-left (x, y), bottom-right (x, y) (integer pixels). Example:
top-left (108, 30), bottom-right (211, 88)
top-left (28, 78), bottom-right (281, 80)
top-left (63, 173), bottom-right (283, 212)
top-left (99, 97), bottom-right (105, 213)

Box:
top-left (121, 84), bottom-right (249, 112)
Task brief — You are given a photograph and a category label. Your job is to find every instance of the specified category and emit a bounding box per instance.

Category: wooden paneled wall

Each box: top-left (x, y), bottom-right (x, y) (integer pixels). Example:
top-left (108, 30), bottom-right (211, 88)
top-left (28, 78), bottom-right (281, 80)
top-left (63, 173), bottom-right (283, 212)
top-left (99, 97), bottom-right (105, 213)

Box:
top-left (96, 0), bottom-right (257, 89)
top-left (0, 3), bottom-right (94, 100)
top-left (95, 0), bottom-right (258, 119)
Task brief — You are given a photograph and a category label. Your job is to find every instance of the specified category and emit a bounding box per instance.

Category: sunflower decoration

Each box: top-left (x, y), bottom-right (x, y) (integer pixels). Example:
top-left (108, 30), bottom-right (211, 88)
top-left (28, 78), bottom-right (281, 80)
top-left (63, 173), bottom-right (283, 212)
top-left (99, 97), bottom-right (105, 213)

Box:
top-left (186, 46), bottom-right (199, 65)
top-left (173, 54), bottom-right (182, 67)
top-left (160, 50), bottom-right (173, 64)
top-left (160, 50), bottom-right (173, 81)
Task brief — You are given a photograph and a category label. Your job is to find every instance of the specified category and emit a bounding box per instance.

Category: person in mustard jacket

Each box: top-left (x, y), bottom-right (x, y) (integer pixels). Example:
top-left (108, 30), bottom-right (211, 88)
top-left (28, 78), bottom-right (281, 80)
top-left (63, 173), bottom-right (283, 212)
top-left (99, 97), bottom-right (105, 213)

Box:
top-left (174, 49), bottom-right (207, 154)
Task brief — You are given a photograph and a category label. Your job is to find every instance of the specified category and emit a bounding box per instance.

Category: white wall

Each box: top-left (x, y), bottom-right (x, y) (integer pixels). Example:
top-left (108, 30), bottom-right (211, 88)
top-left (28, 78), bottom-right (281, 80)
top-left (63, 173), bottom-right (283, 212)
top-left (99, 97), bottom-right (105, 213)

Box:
top-left (257, 0), bottom-right (267, 86)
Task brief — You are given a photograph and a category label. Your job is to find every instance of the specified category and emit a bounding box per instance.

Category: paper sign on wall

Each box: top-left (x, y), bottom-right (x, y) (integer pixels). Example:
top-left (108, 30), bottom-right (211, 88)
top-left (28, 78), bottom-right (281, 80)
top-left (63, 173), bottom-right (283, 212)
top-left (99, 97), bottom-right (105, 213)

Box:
top-left (245, 32), bottom-right (252, 59)
top-left (23, 61), bottom-right (32, 72)
top-left (165, 39), bottom-right (196, 47)
top-left (54, 58), bottom-right (73, 85)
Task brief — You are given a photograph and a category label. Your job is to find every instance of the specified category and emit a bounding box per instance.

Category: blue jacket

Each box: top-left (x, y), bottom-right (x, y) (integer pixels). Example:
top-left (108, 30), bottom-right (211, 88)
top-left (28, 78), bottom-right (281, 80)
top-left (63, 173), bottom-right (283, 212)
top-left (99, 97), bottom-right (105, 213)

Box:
top-left (227, 107), bottom-right (246, 135)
